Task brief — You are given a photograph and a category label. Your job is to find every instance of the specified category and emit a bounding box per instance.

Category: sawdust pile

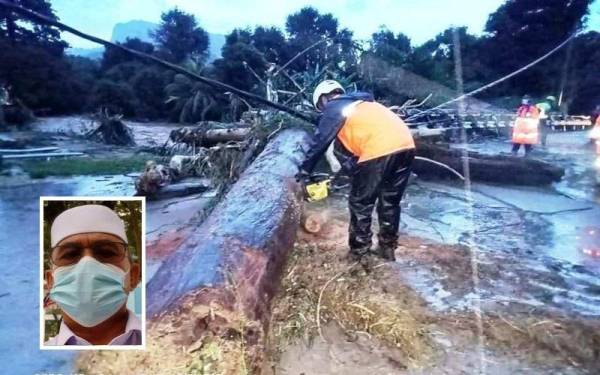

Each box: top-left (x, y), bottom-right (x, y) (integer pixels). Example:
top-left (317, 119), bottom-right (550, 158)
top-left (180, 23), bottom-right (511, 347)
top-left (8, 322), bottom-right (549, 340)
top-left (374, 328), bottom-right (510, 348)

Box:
top-left (77, 297), bottom-right (261, 375)
top-left (267, 225), bottom-right (437, 370)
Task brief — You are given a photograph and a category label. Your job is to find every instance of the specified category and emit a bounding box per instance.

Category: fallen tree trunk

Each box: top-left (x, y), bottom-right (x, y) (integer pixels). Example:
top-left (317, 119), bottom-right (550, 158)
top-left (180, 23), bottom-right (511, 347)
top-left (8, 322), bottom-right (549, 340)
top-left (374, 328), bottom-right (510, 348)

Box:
top-left (168, 124), bottom-right (251, 147)
top-left (148, 126), bottom-right (308, 312)
top-left (414, 141), bottom-right (564, 185)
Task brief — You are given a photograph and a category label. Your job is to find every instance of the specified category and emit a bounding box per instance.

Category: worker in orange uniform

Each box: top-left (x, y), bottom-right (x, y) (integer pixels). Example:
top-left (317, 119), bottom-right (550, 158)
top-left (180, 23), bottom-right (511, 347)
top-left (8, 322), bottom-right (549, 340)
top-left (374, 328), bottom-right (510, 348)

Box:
top-left (297, 80), bottom-right (416, 264)
top-left (512, 95), bottom-right (540, 156)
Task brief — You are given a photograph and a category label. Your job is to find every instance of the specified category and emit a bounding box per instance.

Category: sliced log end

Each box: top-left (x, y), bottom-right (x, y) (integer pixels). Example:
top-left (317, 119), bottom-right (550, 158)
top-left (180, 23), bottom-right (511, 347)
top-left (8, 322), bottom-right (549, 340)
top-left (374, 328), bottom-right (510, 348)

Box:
top-left (302, 213), bottom-right (323, 234)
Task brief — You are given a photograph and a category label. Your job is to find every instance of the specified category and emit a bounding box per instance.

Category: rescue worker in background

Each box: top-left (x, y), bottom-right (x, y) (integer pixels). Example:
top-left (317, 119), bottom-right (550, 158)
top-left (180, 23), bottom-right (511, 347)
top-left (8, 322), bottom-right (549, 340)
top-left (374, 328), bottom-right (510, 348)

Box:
top-left (512, 95), bottom-right (540, 156)
top-left (536, 96), bottom-right (556, 147)
top-left (297, 80), bottom-right (416, 264)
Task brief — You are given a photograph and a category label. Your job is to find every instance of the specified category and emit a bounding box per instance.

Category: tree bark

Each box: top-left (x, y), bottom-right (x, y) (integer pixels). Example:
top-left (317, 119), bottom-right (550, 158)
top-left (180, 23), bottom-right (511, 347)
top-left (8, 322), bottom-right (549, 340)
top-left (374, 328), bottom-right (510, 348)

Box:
top-left (147, 129), bottom-right (310, 319)
top-left (414, 141), bottom-right (564, 185)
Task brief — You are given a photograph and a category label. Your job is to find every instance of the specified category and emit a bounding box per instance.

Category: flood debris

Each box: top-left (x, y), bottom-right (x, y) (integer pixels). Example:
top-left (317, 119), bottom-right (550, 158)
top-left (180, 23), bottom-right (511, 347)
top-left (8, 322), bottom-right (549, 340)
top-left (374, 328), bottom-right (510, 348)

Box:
top-left (165, 121), bottom-right (252, 154)
top-left (86, 110), bottom-right (136, 146)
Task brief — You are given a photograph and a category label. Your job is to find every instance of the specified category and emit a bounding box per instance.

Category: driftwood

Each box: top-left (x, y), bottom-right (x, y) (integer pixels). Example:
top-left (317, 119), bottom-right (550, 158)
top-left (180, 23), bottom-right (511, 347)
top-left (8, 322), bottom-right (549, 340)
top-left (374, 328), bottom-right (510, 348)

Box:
top-left (168, 124), bottom-right (251, 147)
top-left (147, 178), bottom-right (210, 201)
top-left (134, 161), bottom-right (172, 196)
top-left (414, 141), bottom-right (564, 185)
top-left (147, 129), bottom-right (310, 319)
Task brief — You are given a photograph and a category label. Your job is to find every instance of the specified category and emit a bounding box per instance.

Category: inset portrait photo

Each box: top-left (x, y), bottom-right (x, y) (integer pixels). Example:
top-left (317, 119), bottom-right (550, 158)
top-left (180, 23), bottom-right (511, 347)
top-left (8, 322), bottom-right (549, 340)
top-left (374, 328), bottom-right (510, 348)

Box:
top-left (40, 197), bottom-right (145, 349)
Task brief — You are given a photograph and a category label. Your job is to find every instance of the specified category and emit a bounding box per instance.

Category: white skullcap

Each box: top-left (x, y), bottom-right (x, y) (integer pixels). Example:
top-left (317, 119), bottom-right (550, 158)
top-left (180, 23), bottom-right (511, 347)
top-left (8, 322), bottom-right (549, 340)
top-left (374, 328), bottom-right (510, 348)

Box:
top-left (51, 204), bottom-right (127, 247)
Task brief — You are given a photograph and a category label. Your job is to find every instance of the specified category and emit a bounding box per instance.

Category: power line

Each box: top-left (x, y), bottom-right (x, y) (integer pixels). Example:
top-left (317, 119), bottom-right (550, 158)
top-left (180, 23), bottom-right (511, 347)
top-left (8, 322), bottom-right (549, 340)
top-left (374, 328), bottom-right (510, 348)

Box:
top-left (406, 32), bottom-right (578, 122)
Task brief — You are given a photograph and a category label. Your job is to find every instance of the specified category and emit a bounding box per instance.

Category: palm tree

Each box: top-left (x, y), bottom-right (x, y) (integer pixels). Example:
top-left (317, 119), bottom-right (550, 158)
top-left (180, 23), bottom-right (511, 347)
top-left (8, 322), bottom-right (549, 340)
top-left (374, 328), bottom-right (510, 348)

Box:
top-left (164, 61), bottom-right (217, 123)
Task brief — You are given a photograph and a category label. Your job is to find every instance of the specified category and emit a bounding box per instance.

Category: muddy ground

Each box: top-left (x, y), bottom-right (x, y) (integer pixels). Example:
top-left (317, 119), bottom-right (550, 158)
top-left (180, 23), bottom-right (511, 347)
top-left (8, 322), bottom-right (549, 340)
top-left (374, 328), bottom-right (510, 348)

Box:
top-left (1, 117), bottom-right (598, 374)
top-left (265, 196), bottom-right (599, 375)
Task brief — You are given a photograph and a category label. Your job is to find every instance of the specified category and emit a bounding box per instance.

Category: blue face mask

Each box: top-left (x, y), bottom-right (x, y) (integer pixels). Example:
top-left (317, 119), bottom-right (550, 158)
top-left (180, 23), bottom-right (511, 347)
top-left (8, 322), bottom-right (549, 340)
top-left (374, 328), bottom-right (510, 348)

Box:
top-left (49, 256), bottom-right (129, 327)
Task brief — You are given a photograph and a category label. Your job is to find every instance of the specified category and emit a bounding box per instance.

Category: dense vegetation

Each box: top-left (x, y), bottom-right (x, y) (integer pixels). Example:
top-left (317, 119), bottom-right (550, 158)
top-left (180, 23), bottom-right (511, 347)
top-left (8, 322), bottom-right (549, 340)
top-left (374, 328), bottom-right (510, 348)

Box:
top-left (0, 0), bottom-right (598, 124)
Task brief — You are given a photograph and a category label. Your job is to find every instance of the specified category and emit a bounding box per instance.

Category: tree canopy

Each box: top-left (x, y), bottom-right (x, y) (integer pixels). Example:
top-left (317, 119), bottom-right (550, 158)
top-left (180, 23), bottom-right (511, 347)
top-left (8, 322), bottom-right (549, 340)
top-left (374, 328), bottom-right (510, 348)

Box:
top-left (0, 1), bottom-right (598, 121)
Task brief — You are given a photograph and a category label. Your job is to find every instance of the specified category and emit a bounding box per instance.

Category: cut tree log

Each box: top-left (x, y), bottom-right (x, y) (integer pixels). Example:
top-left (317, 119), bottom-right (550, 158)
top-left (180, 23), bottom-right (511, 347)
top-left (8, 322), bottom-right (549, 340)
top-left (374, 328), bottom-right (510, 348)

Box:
top-left (147, 128), bottom-right (310, 321)
top-left (414, 141), bottom-right (564, 185)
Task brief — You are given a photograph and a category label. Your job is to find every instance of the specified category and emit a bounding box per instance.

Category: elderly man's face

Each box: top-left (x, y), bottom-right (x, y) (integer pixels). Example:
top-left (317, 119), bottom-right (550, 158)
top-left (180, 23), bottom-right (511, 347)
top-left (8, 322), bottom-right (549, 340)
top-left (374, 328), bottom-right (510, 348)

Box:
top-left (46, 232), bottom-right (140, 292)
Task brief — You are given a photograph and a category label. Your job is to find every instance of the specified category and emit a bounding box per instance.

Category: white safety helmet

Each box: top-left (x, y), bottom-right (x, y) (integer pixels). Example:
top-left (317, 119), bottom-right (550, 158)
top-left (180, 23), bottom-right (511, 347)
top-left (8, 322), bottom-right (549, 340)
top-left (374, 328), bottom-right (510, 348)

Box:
top-left (312, 80), bottom-right (345, 111)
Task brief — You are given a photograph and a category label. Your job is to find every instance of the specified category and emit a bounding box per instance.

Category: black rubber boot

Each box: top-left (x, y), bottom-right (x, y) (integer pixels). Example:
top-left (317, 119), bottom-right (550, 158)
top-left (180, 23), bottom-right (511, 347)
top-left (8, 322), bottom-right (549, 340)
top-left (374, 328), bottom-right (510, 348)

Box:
top-left (377, 245), bottom-right (396, 261)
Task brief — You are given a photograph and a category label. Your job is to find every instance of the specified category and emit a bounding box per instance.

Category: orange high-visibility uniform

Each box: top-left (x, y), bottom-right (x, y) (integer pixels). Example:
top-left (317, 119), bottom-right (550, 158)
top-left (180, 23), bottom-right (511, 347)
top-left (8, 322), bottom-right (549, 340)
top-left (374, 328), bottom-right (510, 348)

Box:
top-left (512, 105), bottom-right (540, 145)
top-left (336, 101), bottom-right (415, 163)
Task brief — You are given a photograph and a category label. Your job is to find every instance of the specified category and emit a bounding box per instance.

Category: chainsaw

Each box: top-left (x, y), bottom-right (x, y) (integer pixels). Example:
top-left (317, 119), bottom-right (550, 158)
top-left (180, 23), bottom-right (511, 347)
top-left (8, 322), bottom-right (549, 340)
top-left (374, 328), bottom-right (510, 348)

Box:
top-left (303, 172), bottom-right (350, 202)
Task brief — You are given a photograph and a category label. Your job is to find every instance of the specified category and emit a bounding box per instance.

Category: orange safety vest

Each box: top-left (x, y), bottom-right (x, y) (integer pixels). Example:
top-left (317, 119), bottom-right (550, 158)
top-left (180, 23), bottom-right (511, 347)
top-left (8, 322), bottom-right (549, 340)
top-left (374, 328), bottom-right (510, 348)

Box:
top-left (336, 101), bottom-right (415, 163)
top-left (512, 105), bottom-right (540, 145)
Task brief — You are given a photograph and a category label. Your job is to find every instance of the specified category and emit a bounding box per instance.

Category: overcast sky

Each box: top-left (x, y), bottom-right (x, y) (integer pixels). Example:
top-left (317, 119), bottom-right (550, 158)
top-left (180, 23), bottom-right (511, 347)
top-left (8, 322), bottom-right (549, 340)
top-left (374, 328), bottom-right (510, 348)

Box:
top-left (51, 0), bottom-right (600, 49)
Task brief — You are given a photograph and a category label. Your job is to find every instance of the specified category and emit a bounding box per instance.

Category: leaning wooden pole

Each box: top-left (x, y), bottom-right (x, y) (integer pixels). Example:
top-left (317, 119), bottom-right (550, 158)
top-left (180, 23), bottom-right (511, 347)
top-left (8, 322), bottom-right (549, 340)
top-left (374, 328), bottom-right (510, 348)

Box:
top-left (0, 0), bottom-right (315, 123)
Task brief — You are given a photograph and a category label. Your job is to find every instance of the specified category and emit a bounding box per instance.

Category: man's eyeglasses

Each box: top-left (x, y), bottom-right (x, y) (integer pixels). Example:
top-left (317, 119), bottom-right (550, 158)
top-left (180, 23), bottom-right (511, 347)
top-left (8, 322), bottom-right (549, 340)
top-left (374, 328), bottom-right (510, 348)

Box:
top-left (51, 240), bottom-right (128, 267)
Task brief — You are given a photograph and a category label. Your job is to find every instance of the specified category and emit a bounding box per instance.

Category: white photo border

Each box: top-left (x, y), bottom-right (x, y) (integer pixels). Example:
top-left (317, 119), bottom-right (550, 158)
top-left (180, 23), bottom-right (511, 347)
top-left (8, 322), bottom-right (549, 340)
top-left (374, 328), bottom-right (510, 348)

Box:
top-left (39, 196), bottom-right (146, 351)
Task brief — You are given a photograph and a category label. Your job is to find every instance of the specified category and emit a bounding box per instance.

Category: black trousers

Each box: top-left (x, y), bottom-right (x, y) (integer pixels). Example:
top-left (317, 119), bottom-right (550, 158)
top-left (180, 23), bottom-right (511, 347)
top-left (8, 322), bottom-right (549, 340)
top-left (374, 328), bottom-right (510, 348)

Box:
top-left (348, 149), bottom-right (415, 253)
top-left (539, 119), bottom-right (548, 146)
top-left (511, 143), bottom-right (532, 155)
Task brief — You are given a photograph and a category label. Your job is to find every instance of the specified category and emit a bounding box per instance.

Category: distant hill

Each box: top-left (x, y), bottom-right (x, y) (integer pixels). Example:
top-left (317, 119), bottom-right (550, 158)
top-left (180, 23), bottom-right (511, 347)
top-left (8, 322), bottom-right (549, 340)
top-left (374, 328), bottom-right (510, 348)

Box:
top-left (111, 20), bottom-right (156, 43)
top-left (66, 47), bottom-right (104, 60)
top-left (67, 19), bottom-right (225, 62)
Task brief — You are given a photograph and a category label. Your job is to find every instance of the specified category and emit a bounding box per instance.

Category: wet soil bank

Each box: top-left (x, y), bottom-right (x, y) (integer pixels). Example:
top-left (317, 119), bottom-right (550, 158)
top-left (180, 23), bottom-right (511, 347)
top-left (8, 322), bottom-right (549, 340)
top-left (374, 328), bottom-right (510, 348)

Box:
top-left (267, 201), bottom-right (599, 374)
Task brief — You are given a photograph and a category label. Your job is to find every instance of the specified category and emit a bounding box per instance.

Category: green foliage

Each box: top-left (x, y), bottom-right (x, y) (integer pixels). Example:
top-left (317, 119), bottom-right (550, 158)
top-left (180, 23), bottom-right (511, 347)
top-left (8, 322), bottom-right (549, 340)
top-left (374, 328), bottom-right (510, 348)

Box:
top-left (1, 0), bottom-right (598, 120)
top-left (101, 37), bottom-right (154, 71)
top-left (563, 31), bottom-right (600, 114)
top-left (22, 155), bottom-right (150, 179)
top-left (368, 28), bottom-right (411, 67)
top-left (214, 36), bottom-right (267, 93)
top-left (285, 7), bottom-right (357, 75)
top-left (480, 0), bottom-right (593, 98)
top-left (152, 7), bottom-right (210, 64)
top-left (165, 62), bottom-right (220, 123)
top-left (0, 0), bottom-right (66, 55)
top-left (0, 39), bottom-right (97, 114)
top-left (252, 26), bottom-right (289, 64)
top-left (88, 79), bottom-right (137, 116)
top-left (130, 66), bottom-right (172, 119)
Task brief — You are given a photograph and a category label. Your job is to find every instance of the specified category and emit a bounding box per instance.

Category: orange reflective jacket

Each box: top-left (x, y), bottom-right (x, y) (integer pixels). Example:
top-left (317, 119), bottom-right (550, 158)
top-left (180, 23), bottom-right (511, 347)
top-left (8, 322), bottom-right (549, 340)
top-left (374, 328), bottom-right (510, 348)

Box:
top-left (337, 101), bottom-right (415, 163)
top-left (512, 105), bottom-right (540, 145)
